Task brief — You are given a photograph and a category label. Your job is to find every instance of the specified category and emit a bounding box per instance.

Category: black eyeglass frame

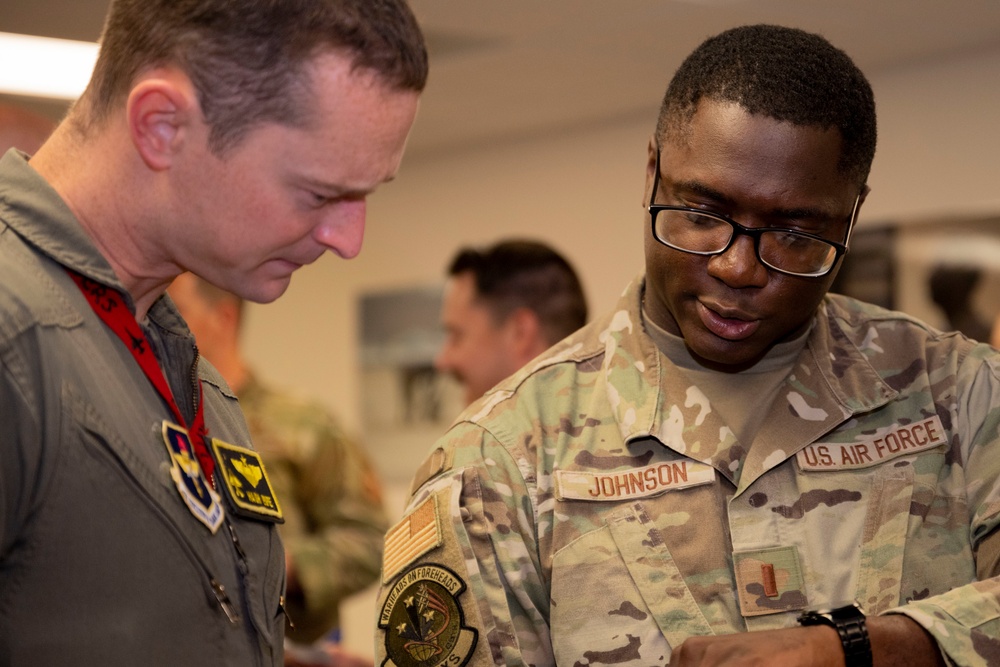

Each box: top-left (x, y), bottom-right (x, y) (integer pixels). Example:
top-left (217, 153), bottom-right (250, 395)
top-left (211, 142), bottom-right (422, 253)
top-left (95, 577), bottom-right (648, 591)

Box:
top-left (647, 149), bottom-right (861, 278)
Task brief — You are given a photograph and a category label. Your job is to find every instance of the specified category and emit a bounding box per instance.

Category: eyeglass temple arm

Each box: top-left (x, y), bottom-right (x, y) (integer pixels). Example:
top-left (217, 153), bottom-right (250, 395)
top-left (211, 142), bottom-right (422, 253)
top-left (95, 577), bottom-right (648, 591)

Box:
top-left (647, 148), bottom-right (662, 210)
top-left (842, 192), bottom-right (862, 250)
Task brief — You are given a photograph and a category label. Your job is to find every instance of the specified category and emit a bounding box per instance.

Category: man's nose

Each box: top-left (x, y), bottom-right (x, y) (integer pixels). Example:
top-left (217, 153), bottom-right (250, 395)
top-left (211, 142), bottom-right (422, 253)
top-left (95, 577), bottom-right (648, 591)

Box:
top-left (315, 198), bottom-right (366, 259)
top-left (707, 234), bottom-right (768, 288)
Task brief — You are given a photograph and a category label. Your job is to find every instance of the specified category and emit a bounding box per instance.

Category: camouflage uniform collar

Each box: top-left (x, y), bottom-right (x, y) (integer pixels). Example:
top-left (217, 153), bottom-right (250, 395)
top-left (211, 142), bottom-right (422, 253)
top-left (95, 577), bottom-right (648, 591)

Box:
top-left (610, 277), bottom-right (897, 484)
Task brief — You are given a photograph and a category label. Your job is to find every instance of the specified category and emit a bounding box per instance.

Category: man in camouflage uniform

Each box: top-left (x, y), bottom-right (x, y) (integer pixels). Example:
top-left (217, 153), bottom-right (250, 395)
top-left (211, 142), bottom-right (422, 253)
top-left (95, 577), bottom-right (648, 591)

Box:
top-left (170, 273), bottom-right (388, 665)
top-left (374, 25), bottom-right (1000, 667)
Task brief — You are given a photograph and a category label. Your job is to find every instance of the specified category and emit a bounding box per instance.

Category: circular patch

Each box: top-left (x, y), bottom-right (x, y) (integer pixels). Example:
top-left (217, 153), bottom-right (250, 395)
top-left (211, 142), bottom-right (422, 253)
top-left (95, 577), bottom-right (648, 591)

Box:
top-left (379, 564), bottom-right (477, 667)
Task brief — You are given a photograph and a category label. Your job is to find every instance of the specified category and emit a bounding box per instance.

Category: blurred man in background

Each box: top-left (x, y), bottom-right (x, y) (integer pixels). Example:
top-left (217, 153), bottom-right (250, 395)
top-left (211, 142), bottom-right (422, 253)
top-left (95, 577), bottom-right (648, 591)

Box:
top-left (435, 239), bottom-right (588, 405)
top-left (170, 273), bottom-right (388, 667)
top-left (928, 264), bottom-right (992, 342)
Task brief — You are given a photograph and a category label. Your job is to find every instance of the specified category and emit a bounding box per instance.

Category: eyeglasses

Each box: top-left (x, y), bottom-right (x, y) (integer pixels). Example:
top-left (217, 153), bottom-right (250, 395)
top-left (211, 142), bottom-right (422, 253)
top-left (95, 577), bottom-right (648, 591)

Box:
top-left (647, 149), bottom-right (860, 278)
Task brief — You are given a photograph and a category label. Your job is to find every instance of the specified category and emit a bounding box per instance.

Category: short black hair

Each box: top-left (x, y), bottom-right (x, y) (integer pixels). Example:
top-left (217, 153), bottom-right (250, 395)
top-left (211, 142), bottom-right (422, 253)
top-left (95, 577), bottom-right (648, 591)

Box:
top-left (657, 24), bottom-right (876, 186)
top-left (448, 240), bottom-right (588, 346)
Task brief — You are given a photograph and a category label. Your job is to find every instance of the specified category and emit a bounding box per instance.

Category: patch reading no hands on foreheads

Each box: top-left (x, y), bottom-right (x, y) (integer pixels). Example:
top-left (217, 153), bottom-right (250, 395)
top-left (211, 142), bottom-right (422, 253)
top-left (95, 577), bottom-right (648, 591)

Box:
top-left (379, 564), bottom-right (477, 667)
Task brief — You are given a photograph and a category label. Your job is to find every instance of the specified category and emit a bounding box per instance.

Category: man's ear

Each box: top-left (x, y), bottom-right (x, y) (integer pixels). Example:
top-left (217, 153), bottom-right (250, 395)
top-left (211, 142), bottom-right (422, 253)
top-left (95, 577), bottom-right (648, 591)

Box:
top-left (856, 183), bottom-right (871, 211)
top-left (505, 307), bottom-right (544, 362)
top-left (643, 134), bottom-right (658, 207)
top-left (126, 69), bottom-right (199, 171)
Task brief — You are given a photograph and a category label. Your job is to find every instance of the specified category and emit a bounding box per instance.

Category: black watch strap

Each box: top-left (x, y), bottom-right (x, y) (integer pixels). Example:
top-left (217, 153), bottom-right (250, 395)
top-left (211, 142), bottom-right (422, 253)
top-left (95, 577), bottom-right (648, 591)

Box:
top-left (798, 603), bottom-right (873, 667)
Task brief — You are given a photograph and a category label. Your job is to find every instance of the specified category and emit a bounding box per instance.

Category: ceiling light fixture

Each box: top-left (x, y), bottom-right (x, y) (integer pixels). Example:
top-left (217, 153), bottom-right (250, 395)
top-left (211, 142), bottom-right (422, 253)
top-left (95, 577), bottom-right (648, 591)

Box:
top-left (0, 32), bottom-right (98, 100)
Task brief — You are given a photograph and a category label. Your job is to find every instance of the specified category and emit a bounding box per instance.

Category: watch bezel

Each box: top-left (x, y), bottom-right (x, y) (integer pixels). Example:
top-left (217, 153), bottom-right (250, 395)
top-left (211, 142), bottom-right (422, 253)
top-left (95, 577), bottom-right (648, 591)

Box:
top-left (798, 602), bottom-right (872, 667)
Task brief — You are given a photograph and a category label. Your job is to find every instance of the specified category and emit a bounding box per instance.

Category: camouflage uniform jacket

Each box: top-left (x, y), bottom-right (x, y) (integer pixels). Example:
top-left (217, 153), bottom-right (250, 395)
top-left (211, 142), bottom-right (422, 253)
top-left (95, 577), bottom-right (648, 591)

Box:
top-left (375, 276), bottom-right (1000, 667)
top-left (238, 374), bottom-right (388, 643)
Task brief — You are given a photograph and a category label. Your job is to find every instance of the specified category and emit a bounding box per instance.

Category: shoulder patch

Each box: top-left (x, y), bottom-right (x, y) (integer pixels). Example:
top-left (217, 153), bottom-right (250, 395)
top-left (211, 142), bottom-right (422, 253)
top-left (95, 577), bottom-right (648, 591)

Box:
top-left (211, 438), bottom-right (284, 522)
top-left (161, 421), bottom-right (224, 533)
top-left (378, 563), bottom-right (477, 667)
top-left (383, 496), bottom-right (442, 584)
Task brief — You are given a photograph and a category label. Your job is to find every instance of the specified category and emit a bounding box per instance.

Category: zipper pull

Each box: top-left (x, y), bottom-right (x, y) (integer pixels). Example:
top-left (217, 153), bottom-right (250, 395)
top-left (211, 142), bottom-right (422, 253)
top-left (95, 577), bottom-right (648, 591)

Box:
top-left (227, 522), bottom-right (249, 574)
top-left (279, 595), bottom-right (295, 630)
top-left (211, 578), bottom-right (240, 624)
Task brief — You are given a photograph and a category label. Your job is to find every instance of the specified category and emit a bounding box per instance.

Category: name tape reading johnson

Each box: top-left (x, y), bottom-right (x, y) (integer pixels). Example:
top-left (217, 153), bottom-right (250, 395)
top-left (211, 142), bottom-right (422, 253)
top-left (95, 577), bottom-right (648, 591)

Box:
top-left (555, 459), bottom-right (716, 501)
top-left (797, 415), bottom-right (947, 471)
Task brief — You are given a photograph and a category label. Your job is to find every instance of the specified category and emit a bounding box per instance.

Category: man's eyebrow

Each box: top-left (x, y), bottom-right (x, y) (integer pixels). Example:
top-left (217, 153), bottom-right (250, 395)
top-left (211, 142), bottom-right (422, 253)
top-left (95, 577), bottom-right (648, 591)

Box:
top-left (300, 173), bottom-right (399, 196)
top-left (671, 179), bottom-right (843, 222)
top-left (769, 206), bottom-right (842, 223)
top-left (669, 179), bottom-right (733, 206)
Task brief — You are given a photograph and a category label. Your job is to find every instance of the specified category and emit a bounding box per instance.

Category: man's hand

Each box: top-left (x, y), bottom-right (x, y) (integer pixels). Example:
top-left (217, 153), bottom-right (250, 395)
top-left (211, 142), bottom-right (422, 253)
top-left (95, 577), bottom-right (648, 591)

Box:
top-left (668, 625), bottom-right (842, 666)
top-left (668, 615), bottom-right (946, 667)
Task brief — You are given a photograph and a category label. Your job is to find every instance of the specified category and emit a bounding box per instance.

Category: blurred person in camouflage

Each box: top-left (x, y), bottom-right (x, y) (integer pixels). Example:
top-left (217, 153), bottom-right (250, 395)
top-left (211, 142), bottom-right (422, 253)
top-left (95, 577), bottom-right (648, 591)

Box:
top-left (0, 102), bottom-right (55, 155)
top-left (170, 273), bottom-right (388, 667)
top-left (374, 24), bottom-right (1000, 667)
top-left (435, 239), bottom-right (588, 405)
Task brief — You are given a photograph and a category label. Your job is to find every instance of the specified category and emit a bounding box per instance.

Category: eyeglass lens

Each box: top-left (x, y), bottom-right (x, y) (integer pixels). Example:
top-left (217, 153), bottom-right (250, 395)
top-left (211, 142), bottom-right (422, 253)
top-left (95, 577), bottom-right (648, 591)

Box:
top-left (653, 209), bottom-right (838, 276)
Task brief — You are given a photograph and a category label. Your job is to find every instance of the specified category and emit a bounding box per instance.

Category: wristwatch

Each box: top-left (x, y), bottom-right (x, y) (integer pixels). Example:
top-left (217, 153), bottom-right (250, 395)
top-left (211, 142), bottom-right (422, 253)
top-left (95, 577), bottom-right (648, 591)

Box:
top-left (798, 602), bottom-right (872, 667)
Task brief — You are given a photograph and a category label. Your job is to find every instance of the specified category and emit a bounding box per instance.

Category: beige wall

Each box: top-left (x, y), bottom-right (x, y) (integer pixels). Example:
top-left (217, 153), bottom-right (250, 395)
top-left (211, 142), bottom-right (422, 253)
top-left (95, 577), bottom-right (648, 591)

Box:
top-left (240, 46), bottom-right (1000, 656)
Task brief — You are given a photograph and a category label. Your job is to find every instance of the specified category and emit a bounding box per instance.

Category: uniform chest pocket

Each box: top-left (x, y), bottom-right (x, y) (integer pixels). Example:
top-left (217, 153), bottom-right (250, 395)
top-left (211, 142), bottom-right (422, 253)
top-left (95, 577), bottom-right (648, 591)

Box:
top-left (549, 501), bottom-right (713, 665)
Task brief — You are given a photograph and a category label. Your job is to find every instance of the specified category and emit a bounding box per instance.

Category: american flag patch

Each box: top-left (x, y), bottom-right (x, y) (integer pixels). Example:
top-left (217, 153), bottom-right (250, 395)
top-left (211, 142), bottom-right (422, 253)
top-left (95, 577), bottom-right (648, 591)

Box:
top-left (381, 495), bottom-right (442, 583)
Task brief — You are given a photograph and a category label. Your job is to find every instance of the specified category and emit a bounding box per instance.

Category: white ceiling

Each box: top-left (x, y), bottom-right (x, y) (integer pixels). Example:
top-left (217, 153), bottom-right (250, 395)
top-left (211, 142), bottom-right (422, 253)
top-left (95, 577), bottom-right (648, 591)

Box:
top-left (5, 0), bottom-right (1000, 160)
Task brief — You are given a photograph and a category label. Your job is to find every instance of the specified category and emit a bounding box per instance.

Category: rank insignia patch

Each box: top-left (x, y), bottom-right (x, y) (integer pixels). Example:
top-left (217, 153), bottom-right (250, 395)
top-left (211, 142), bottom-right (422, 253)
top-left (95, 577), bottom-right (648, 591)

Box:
top-left (211, 439), bottom-right (284, 523)
top-left (161, 421), bottom-right (224, 533)
top-left (379, 564), bottom-right (477, 667)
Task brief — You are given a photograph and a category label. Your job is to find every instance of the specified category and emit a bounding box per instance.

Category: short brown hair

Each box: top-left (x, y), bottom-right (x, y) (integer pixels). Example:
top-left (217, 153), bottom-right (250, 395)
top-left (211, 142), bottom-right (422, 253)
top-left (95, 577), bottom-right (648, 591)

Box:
top-left (80, 0), bottom-right (428, 154)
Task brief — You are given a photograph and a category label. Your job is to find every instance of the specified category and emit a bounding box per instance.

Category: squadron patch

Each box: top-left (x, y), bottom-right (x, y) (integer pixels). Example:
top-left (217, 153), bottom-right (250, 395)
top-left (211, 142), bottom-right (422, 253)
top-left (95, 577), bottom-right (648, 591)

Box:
top-left (161, 421), bottom-right (224, 533)
top-left (379, 564), bottom-right (477, 667)
top-left (211, 439), bottom-right (284, 523)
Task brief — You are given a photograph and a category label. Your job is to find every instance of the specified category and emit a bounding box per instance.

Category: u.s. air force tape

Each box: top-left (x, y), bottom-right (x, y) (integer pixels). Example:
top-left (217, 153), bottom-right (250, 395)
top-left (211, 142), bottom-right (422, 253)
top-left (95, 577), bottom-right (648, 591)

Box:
top-left (796, 415), bottom-right (947, 472)
top-left (379, 563), bottom-right (477, 667)
top-left (210, 438), bottom-right (284, 523)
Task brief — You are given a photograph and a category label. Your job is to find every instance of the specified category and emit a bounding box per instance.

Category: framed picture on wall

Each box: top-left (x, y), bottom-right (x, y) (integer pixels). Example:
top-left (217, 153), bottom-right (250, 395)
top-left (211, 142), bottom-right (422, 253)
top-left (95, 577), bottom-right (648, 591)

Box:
top-left (832, 217), bottom-right (1000, 345)
top-left (357, 285), bottom-right (464, 482)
